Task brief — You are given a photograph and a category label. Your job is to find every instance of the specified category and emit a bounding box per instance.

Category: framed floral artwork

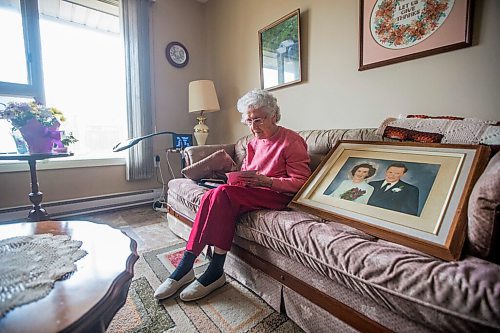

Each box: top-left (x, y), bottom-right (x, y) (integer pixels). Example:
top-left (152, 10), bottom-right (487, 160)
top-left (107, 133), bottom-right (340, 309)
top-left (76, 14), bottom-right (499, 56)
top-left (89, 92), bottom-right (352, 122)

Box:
top-left (289, 141), bottom-right (490, 260)
top-left (359, 0), bottom-right (474, 70)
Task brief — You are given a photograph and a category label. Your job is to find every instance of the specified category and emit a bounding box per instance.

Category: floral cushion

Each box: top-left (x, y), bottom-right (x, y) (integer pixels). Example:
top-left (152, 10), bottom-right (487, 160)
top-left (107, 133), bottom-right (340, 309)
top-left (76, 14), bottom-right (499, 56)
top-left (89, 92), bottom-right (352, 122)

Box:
top-left (467, 151), bottom-right (500, 263)
top-left (383, 125), bottom-right (444, 143)
top-left (181, 149), bottom-right (236, 180)
top-left (407, 114), bottom-right (465, 120)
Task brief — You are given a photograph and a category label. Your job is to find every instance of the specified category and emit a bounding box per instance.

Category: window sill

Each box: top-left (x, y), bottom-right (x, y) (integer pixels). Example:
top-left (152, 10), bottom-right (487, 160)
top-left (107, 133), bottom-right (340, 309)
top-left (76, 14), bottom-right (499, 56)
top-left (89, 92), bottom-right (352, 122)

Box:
top-left (0, 155), bottom-right (126, 173)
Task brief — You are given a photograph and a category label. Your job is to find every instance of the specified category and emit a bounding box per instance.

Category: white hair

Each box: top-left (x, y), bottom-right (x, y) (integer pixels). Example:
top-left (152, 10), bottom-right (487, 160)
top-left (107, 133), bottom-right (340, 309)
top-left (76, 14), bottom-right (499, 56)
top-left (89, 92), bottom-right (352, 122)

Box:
top-left (236, 89), bottom-right (281, 123)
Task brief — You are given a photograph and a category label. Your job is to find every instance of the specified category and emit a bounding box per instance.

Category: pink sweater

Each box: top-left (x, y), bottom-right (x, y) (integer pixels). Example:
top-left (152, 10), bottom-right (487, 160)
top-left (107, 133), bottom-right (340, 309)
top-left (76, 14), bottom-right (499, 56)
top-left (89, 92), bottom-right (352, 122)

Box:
top-left (242, 126), bottom-right (311, 194)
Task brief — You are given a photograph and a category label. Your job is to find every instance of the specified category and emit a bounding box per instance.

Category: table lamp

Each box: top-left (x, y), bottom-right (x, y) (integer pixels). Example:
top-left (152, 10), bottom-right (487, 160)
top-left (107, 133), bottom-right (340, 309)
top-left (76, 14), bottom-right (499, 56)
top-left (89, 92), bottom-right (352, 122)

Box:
top-left (189, 80), bottom-right (220, 145)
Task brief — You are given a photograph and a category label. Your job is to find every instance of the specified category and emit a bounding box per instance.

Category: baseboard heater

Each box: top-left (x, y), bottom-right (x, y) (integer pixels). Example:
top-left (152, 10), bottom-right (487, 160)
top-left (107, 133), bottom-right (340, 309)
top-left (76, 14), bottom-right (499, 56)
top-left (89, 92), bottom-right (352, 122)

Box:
top-left (0, 188), bottom-right (163, 223)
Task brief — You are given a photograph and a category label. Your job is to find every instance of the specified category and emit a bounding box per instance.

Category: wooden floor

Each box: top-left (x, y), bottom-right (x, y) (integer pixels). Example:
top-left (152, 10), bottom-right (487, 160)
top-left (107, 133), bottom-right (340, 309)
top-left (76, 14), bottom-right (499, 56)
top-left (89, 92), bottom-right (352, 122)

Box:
top-left (63, 204), bottom-right (167, 228)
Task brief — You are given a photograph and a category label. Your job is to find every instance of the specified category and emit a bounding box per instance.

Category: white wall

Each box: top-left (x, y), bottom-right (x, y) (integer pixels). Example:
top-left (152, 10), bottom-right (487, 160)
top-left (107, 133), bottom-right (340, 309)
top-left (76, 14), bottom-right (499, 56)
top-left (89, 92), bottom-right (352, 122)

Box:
top-left (205, 0), bottom-right (500, 143)
top-left (2, 0), bottom-right (498, 209)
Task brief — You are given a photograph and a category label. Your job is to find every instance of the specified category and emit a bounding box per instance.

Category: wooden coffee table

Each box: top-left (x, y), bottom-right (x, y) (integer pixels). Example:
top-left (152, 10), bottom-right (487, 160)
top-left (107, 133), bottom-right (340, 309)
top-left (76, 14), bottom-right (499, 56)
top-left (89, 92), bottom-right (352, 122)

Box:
top-left (0, 220), bottom-right (138, 333)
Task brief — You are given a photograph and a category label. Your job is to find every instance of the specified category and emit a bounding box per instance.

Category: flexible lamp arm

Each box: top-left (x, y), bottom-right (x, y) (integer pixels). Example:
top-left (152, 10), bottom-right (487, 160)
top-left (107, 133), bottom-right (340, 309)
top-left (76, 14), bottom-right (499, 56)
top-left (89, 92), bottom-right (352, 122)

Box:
top-left (112, 131), bottom-right (178, 152)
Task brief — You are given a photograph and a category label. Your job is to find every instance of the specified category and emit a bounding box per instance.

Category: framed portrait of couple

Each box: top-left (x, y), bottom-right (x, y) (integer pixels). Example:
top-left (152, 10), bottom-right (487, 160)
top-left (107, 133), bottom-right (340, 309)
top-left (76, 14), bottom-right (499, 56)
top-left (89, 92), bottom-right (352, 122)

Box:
top-left (289, 141), bottom-right (490, 260)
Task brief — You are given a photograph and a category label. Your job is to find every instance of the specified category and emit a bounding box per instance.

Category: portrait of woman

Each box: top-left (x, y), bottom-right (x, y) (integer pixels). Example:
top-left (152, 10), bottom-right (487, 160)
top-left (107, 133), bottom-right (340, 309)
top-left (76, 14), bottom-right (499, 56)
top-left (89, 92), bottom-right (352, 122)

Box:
top-left (330, 163), bottom-right (377, 204)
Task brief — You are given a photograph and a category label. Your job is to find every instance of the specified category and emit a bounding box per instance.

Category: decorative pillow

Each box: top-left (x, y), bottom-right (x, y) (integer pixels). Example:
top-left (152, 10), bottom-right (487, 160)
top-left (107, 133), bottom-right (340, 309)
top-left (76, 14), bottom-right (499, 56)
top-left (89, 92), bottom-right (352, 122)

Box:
top-left (181, 149), bottom-right (236, 181)
top-left (383, 126), bottom-right (443, 143)
top-left (407, 115), bottom-right (465, 120)
top-left (467, 151), bottom-right (500, 263)
top-left (377, 116), bottom-right (499, 144)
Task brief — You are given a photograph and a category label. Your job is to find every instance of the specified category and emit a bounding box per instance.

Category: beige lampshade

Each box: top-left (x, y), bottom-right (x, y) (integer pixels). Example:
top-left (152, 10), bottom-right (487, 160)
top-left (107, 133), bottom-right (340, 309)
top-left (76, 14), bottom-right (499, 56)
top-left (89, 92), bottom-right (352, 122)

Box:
top-left (188, 80), bottom-right (220, 113)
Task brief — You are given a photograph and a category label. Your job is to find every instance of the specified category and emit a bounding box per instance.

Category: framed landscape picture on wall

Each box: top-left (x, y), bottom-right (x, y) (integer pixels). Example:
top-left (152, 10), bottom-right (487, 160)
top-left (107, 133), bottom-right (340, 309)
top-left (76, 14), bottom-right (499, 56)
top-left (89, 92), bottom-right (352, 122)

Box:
top-left (259, 9), bottom-right (302, 90)
top-left (359, 0), bottom-right (474, 71)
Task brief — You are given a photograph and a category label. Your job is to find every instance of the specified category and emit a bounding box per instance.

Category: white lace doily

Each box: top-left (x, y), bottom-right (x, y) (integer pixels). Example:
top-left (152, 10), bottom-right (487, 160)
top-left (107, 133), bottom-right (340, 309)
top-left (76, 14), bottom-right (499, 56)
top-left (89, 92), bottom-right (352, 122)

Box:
top-left (0, 234), bottom-right (87, 317)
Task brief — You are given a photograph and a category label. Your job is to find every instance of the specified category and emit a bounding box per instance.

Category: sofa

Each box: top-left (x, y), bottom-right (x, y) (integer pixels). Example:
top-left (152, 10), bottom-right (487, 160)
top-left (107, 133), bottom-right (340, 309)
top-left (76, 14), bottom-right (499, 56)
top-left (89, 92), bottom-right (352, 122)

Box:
top-left (166, 123), bottom-right (500, 333)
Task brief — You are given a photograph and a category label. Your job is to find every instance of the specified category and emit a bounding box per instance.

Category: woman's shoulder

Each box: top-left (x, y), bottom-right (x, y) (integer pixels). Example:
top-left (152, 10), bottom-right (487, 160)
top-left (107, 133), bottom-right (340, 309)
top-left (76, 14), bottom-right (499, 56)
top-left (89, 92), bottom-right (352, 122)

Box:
top-left (280, 127), bottom-right (306, 144)
top-left (280, 126), bottom-right (301, 136)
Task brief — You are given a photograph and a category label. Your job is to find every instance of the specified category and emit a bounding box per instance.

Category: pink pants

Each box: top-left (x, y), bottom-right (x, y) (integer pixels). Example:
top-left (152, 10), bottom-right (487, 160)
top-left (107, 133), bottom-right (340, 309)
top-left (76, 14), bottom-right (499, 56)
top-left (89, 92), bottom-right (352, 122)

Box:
top-left (186, 184), bottom-right (291, 255)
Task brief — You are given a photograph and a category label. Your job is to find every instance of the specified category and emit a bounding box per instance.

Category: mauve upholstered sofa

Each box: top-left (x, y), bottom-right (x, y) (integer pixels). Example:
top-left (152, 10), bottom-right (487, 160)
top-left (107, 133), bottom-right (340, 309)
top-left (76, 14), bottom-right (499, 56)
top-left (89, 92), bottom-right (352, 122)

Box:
top-left (166, 127), bottom-right (500, 333)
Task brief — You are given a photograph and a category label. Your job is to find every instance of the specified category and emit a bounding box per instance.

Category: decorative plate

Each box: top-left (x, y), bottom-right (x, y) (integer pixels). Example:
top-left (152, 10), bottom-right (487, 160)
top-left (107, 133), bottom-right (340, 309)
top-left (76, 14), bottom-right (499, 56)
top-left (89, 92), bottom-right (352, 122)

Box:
top-left (165, 41), bottom-right (189, 68)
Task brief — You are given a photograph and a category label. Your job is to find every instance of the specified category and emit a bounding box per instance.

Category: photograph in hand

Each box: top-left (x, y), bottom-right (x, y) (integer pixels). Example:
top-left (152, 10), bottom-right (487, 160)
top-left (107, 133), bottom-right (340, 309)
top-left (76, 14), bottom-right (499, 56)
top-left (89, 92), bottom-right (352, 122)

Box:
top-left (226, 170), bottom-right (257, 185)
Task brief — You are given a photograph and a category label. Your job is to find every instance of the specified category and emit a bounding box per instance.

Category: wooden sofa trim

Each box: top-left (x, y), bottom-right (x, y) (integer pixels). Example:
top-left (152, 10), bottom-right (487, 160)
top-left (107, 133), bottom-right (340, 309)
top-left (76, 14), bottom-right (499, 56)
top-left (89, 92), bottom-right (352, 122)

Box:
top-left (167, 205), bottom-right (392, 333)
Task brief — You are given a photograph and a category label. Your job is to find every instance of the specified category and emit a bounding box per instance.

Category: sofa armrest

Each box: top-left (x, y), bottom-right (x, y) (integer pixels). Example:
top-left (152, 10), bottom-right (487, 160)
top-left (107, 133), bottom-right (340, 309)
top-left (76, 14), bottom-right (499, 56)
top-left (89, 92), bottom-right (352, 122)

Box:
top-left (183, 144), bottom-right (236, 167)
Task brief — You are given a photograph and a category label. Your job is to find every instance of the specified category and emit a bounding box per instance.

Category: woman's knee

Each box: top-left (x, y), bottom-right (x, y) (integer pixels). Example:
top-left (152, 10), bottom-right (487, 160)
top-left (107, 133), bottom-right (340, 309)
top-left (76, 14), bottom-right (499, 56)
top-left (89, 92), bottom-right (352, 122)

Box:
top-left (212, 184), bottom-right (242, 198)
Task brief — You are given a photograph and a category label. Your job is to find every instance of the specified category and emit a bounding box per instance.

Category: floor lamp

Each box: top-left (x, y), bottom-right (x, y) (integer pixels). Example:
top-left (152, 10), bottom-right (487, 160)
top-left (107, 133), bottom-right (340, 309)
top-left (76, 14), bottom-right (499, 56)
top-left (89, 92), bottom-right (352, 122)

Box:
top-left (189, 80), bottom-right (220, 145)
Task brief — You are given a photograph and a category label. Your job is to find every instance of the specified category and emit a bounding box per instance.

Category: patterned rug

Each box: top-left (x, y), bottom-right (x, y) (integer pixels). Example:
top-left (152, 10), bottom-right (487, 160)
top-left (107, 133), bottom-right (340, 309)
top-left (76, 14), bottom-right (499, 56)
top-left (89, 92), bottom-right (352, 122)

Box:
top-left (105, 220), bottom-right (303, 333)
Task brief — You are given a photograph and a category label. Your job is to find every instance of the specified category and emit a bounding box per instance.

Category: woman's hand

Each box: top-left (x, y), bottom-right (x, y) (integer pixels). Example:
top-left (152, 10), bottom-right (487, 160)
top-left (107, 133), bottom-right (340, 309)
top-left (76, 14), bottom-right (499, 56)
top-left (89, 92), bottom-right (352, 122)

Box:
top-left (238, 172), bottom-right (272, 188)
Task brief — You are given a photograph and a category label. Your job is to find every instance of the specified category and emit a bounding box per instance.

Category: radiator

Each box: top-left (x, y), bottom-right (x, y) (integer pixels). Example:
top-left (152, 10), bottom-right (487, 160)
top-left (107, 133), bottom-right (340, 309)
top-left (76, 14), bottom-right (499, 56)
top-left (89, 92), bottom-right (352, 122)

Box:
top-left (0, 188), bottom-right (164, 223)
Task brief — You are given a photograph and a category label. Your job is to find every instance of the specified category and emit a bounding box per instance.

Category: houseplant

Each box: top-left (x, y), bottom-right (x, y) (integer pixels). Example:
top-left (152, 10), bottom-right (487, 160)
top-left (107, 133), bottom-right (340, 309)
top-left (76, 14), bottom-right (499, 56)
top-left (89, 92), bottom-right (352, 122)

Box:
top-left (53, 131), bottom-right (79, 153)
top-left (0, 101), bottom-right (76, 154)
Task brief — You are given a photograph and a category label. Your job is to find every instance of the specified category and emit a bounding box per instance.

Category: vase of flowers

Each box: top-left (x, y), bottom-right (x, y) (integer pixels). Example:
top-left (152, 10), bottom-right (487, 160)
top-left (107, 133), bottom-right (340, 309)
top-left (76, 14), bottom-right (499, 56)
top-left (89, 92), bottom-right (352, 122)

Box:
top-left (0, 101), bottom-right (76, 154)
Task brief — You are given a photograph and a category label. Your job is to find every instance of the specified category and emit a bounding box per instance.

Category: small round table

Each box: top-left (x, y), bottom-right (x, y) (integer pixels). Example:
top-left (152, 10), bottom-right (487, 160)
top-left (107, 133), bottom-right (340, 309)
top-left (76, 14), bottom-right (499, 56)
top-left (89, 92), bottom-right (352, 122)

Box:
top-left (0, 152), bottom-right (73, 221)
top-left (0, 220), bottom-right (138, 333)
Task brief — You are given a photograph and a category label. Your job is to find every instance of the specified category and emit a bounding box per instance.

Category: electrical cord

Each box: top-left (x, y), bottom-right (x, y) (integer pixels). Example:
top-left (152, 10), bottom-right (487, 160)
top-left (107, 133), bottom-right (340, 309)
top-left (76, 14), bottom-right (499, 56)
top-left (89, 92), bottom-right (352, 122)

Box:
top-left (153, 149), bottom-right (183, 212)
top-left (165, 149), bottom-right (177, 179)
top-left (153, 157), bottom-right (167, 212)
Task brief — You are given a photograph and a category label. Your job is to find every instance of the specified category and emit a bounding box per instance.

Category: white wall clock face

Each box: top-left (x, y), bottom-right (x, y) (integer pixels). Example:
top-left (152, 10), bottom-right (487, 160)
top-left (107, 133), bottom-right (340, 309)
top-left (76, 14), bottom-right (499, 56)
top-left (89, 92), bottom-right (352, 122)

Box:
top-left (166, 41), bottom-right (189, 68)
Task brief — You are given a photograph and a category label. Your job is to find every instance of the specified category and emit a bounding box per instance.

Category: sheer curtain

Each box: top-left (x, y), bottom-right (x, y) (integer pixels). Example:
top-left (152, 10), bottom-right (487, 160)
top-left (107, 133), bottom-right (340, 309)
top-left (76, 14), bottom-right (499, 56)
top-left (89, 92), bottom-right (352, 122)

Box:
top-left (121, 0), bottom-right (154, 180)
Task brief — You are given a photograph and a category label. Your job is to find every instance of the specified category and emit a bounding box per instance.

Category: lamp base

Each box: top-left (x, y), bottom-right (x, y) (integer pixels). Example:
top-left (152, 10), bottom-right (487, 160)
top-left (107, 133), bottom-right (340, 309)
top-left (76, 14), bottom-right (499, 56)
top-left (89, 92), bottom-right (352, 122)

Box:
top-left (194, 115), bottom-right (209, 145)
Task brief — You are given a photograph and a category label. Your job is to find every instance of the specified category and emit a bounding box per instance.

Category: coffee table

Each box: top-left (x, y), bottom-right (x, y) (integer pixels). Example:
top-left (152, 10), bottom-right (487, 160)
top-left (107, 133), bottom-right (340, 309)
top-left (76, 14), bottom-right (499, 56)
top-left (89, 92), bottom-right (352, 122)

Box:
top-left (0, 220), bottom-right (138, 333)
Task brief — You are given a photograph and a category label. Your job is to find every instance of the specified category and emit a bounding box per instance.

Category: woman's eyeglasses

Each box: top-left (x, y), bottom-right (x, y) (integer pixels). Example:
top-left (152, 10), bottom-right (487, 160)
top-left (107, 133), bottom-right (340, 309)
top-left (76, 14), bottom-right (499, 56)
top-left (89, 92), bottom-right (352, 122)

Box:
top-left (245, 116), bottom-right (267, 126)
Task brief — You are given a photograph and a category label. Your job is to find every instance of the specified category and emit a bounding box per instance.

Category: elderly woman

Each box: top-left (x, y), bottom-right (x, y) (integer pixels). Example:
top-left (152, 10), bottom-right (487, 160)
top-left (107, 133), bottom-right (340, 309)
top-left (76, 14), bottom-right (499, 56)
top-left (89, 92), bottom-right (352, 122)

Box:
top-left (154, 89), bottom-right (311, 301)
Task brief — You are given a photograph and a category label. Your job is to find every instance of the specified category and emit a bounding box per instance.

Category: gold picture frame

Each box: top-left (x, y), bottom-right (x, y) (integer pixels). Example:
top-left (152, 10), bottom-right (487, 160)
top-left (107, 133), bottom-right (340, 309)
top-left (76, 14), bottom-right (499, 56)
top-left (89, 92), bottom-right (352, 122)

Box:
top-left (289, 141), bottom-right (490, 260)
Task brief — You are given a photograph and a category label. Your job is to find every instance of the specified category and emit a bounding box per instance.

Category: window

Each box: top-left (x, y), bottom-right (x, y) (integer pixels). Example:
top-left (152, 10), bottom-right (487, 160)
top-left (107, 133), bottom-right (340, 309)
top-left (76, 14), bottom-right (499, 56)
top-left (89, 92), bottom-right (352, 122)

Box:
top-left (0, 0), bottom-right (127, 160)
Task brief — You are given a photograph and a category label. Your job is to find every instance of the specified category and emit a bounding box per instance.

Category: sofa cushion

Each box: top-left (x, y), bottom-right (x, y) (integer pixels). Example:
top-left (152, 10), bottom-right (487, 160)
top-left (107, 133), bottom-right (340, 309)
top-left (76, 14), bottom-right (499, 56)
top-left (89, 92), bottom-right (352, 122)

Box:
top-left (383, 126), bottom-right (444, 143)
top-left (236, 209), bottom-right (500, 332)
top-left (467, 151), bottom-right (500, 263)
top-left (168, 179), bottom-right (207, 220)
top-left (181, 149), bottom-right (236, 180)
top-left (183, 143), bottom-right (235, 166)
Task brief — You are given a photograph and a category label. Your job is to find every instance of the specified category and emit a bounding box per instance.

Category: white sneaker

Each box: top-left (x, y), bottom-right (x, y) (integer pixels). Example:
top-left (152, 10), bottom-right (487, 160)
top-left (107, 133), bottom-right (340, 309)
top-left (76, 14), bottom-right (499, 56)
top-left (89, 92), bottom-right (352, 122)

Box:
top-left (180, 273), bottom-right (226, 302)
top-left (154, 269), bottom-right (195, 300)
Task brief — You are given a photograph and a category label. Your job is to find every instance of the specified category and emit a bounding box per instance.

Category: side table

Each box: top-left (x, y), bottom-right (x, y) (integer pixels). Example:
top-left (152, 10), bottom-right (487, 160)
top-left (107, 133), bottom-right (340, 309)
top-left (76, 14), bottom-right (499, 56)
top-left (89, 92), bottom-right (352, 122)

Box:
top-left (0, 152), bottom-right (73, 221)
top-left (0, 220), bottom-right (138, 333)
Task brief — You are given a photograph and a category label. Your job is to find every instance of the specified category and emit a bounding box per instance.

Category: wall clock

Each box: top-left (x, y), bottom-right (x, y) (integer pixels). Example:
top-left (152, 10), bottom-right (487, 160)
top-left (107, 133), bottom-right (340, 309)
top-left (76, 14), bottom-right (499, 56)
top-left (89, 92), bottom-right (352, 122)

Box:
top-left (165, 41), bottom-right (189, 68)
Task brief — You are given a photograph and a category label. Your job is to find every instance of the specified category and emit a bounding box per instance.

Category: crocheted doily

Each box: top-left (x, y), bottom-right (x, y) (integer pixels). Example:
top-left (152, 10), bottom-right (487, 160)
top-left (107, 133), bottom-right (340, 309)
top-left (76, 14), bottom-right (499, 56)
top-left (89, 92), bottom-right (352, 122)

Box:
top-left (0, 234), bottom-right (87, 317)
top-left (376, 116), bottom-right (499, 145)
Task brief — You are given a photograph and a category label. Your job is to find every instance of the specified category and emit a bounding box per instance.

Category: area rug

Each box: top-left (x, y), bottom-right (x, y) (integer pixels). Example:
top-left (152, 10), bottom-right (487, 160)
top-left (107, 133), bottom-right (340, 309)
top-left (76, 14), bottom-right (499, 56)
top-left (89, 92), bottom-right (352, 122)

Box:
top-left (106, 222), bottom-right (303, 333)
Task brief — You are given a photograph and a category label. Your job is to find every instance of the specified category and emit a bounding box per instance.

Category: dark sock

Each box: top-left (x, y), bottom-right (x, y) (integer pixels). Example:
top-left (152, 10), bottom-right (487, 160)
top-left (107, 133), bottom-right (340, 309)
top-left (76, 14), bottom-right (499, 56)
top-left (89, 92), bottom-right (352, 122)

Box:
top-left (169, 251), bottom-right (196, 281)
top-left (198, 252), bottom-right (227, 287)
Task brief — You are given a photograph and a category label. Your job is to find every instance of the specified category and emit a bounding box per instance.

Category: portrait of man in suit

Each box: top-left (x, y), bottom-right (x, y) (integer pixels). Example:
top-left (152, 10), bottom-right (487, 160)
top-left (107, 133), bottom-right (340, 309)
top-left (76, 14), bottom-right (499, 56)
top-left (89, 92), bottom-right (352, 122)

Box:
top-left (367, 162), bottom-right (420, 216)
